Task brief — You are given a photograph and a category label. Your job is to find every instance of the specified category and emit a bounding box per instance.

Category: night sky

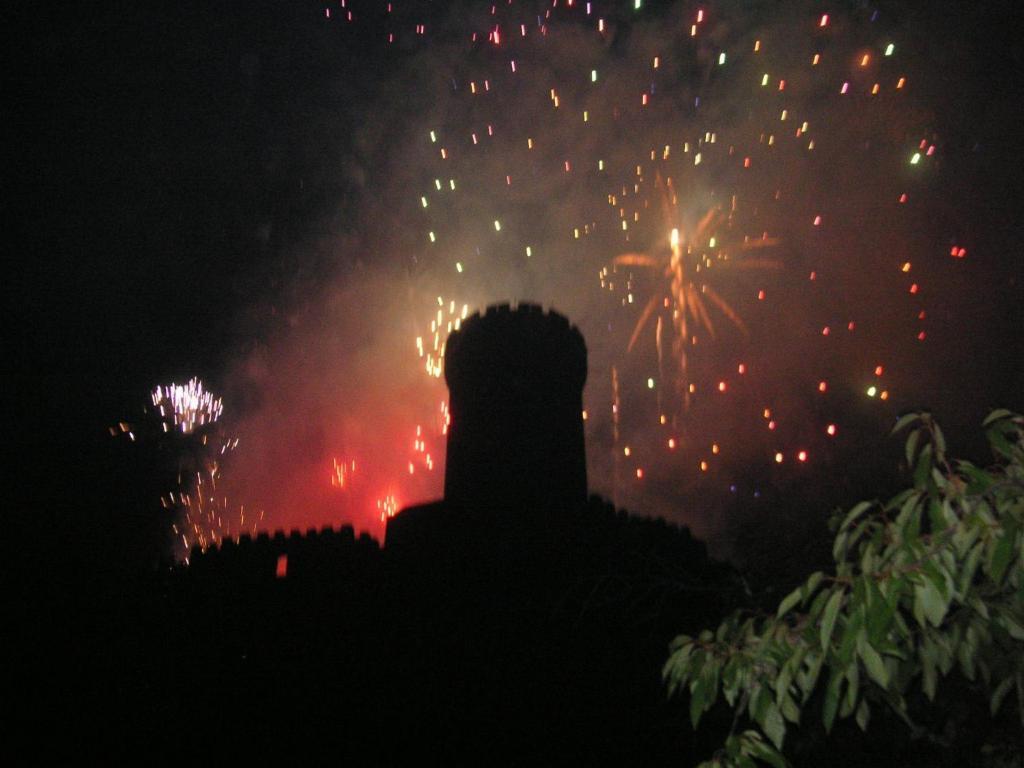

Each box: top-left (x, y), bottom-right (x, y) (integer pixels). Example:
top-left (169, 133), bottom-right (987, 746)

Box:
top-left (9, 0), bottom-right (1023, 572)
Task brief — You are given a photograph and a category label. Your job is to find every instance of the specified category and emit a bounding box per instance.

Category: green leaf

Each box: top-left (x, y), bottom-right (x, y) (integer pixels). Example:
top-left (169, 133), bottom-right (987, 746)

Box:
top-left (761, 701), bottom-right (786, 750)
top-left (840, 501), bottom-right (874, 533)
top-left (803, 571), bottom-right (824, 601)
top-left (820, 590), bottom-right (843, 652)
top-left (905, 429), bottom-right (920, 467)
top-left (744, 733), bottom-right (789, 768)
top-left (958, 541), bottom-right (984, 598)
top-left (840, 663), bottom-right (860, 719)
top-left (690, 675), bottom-right (707, 729)
top-left (921, 636), bottom-right (938, 700)
top-left (855, 698), bottom-right (871, 731)
top-left (914, 580), bottom-right (948, 628)
top-left (823, 669), bottom-right (844, 732)
top-left (858, 637), bottom-right (890, 688)
top-left (989, 530), bottom-right (1015, 584)
top-left (777, 586), bottom-right (803, 618)
top-left (914, 444), bottom-right (933, 489)
top-left (893, 412), bottom-right (921, 436)
top-left (779, 690), bottom-right (801, 724)
top-left (866, 580), bottom-right (896, 646)
top-left (982, 408), bottom-right (1015, 428)
top-left (990, 676), bottom-right (1014, 716)
top-left (932, 422), bottom-right (947, 457)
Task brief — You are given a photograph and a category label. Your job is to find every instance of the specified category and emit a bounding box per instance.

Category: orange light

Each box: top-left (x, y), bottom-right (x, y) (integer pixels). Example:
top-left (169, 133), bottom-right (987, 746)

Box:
top-left (818, 381), bottom-right (827, 393)
top-left (774, 452), bottom-right (784, 463)
top-left (797, 450), bottom-right (808, 462)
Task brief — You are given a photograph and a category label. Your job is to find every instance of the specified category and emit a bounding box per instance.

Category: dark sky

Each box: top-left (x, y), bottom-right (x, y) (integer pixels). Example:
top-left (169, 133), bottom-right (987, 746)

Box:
top-left (9, 1), bottom-right (1023, 570)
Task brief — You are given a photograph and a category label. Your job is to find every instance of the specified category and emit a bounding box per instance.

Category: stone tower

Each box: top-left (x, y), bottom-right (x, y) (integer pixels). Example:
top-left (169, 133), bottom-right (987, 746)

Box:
top-left (442, 302), bottom-right (588, 515)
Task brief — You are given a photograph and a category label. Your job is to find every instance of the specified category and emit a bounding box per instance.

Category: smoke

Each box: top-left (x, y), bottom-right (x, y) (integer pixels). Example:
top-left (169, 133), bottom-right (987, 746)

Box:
top-left (206, 0), bottom-right (1013, 552)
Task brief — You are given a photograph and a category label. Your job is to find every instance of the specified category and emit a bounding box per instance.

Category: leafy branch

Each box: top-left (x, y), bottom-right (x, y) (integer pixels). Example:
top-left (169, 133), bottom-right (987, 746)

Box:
top-left (664, 410), bottom-right (1024, 767)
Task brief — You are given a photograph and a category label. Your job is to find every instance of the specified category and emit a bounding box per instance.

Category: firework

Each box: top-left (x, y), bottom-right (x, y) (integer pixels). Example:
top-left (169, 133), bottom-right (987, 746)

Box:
top-left (151, 378), bottom-right (223, 434)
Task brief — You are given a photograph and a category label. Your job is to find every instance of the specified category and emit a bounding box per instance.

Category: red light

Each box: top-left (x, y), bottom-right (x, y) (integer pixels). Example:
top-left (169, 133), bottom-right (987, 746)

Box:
top-left (797, 450), bottom-right (808, 462)
top-left (822, 326), bottom-right (830, 336)
top-left (826, 424), bottom-right (837, 436)
top-left (757, 289), bottom-right (766, 300)
top-left (275, 554), bottom-right (288, 579)
top-left (738, 363), bottom-right (746, 374)
top-left (909, 283), bottom-right (918, 294)
top-left (875, 365), bottom-right (884, 376)
top-left (636, 468), bottom-right (644, 479)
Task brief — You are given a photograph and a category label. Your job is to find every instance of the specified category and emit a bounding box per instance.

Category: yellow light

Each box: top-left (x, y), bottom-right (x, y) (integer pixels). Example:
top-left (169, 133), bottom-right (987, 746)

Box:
top-left (647, 378), bottom-right (655, 389)
top-left (867, 386), bottom-right (877, 397)
top-left (494, 220), bottom-right (501, 231)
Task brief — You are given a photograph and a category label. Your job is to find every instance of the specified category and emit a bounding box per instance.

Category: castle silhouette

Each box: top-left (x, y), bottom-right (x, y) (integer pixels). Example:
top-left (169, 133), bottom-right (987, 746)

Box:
top-left (115, 304), bottom-right (738, 761)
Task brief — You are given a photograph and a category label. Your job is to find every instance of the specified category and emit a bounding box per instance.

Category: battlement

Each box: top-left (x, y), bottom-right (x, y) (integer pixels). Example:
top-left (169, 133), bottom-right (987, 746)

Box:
top-left (444, 302), bottom-right (587, 397)
top-left (187, 524), bottom-right (381, 581)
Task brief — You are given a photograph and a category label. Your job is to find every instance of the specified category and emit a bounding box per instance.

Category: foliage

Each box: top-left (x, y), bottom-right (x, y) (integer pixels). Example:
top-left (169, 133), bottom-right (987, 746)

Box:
top-left (664, 410), bottom-right (1024, 767)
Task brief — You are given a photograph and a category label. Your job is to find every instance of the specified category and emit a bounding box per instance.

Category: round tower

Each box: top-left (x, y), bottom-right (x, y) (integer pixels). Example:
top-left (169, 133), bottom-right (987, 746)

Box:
top-left (443, 303), bottom-right (587, 515)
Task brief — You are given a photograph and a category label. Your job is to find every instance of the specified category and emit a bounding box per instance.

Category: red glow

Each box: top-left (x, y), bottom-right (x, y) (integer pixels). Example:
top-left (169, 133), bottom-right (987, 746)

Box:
top-left (275, 554), bottom-right (288, 579)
